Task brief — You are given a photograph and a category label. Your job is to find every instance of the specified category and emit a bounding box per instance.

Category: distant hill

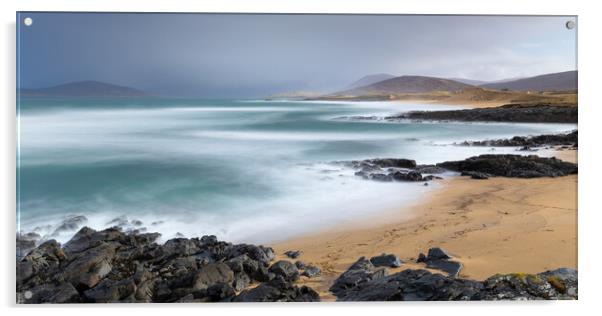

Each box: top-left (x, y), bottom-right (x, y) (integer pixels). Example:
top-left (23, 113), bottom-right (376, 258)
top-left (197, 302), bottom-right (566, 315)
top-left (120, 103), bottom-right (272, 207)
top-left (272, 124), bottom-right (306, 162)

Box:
top-left (480, 71), bottom-right (577, 92)
top-left (347, 73), bottom-right (397, 89)
top-left (336, 75), bottom-right (473, 96)
top-left (448, 78), bottom-right (488, 86)
top-left (20, 81), bottom-right (148, 97)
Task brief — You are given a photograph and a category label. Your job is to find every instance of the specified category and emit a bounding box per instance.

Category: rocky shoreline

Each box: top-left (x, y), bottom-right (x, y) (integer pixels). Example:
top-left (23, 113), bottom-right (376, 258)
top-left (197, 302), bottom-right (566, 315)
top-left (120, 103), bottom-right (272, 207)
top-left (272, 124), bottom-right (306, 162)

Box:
top-left (340, 154), bottom-right (577, 182)
top-left (17, 227), bottom-right (578, 303)
top-left (458, 130), bottom-right (577, 148)
top-left (388, 103), bottom-right (577, 123)
top-left (336, 103), bottom-right (577, 124)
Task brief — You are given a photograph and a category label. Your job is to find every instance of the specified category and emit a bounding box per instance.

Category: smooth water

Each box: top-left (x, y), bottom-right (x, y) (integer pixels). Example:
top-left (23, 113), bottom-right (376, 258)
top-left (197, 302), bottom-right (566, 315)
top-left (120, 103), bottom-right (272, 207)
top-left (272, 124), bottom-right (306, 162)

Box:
top-left (17, 98), bottom-right (576, 244)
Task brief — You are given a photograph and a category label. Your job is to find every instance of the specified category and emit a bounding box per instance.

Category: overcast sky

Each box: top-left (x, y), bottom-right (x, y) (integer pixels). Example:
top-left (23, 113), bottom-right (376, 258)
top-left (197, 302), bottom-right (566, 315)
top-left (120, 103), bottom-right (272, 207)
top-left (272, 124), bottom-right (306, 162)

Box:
top-left (17, 13), bottom-right (577, 97)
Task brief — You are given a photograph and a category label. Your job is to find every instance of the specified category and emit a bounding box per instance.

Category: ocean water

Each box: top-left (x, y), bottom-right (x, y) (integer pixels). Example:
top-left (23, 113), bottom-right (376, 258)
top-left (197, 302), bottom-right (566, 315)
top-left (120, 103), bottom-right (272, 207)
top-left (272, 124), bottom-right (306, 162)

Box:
top-left (17, 98), bottom-right (576, 244)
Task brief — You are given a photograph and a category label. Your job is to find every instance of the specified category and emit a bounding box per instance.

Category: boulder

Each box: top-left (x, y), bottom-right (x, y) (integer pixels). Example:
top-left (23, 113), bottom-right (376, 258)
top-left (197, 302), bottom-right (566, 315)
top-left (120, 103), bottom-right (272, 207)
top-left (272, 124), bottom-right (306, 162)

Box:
top-left (330, 257), bottom-right (388, 297)
top-left (370, 254), bottom-right (403, 268)
top-left (284, 250), bottom-right (302, 259)
top-left (268, 260), bottom-right (299, 282)
top-left (234, 276), bottom-right (320, 302)
top-left (192, 263), bottom-right (234, 290)
top-left (302, 265), bottom-right (321, 278)
top-left (437, 155), bottom-right (577, 178)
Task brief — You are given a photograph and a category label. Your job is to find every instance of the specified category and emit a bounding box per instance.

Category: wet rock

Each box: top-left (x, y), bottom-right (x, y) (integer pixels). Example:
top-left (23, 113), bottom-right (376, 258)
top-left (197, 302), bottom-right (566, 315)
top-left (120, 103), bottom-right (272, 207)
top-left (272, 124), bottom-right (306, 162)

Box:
top-left (19, 282), bottom-right (81, 304)
top-left (390, 103), bottom-right (577, 124)
top-left (462, 130), bottom-right (578, 148)
top-left (234, 276), bottom-right (320, 302)
top-left (438, 154), bottom-right (577, 178)
top-left (233, 272), bottom-right (251, 291)
top-left (427, 247), bottom-right (452, 260)
top-left (269, 260), bottom-right (299, 282)
top-left (330, 257), bottom-right (388, 297)
top-left (461, 171), bottom-right (490, 180)
top-left (294, 260), bottom-right (307, 269)
top-left (16, 232), bottom-right (41, 260)
top-left (478, 268), bottom-right (578, 300)
top-left (333, 268), bottom-right (482, 301)
top-left (83, 278), bottom-right (137, 303)
top-left (370, 254), bottom-right (403, 268)
top-left (302, 265), bottom-right (321, 278)
top-left (18, 228), bottom-right (319, 303)
top-left (52, 215), bottom-right (88, 235)
top-left (370, 173), bottom-right (394, 182)
top-left (392, 171), bottom-right (423, 182)
top-left (192, 263), bottom-right (234, 290)
top-left (61, 242), bottom-right (117, 289)
top-left (284, 250), bottom-right (302, 259)
top-left (414, 165), bottom-right (448, 174)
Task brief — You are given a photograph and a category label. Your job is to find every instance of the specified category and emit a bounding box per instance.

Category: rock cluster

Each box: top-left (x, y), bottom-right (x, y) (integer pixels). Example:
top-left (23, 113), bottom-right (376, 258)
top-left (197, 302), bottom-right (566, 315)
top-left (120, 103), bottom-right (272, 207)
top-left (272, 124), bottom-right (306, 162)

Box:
top-left (460, 130), bottom-right (577, 148)
top-left (437, 154), bottom-right (578, 178)
top-left (331, 256), bottom-right (577, 301)
top-left (387, 103), bottom-right (578, 123)
top-left (17, 227), bottom-right (320, 303)
top-left (342, 154), bottom-right (577, 182)
top-left (339, 159), bottom-right (443, 183)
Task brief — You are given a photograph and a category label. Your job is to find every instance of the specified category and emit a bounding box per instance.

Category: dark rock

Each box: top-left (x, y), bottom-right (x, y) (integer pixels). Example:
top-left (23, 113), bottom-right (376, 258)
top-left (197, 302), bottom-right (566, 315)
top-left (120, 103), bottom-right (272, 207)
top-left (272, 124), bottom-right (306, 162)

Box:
top-left (414, 165), bottom-right (448, 174)
top-left (462, 130), bottom-right (578, 148)
top-left (234, 276), bottom-right (320, 302)
top-left (61, 242), bottom-right (117, 290)
top-left (461, 171), bottom-right (490, 179)
top-left (477, 268), bottom-right (578, 300)
top-left (83, 278), bottom-right (137, 303)
top-left (427, 247), bottom-right (452, 260)
top-left (16, 232), bottom-right (41, 260)
top-left (365, 158), bottom-right (417, 169)
top-left (294, 260), bottom-right (307, 269)
top-left (417, 253), bottom-right (427, 263)
top-left (370, 254), bottom-right (403, 268)
top-left (284, 250), bottom-right (302, 259)
top-left (331, 259), bottom-right (578, 301)
top-left (391, 171), bottom-right (423, 182)
top-left (205, 283), bottom-right (236, 302)
top-left (192, 263), bottom-right (234, 290)
top-left (52, 215), bottom-right (88, 235)
top-left (438, 154), bottom-right (577, 178)
top-left (233, 272), bottom-right (251, 291)
top-left (333, 268), bottom-right (482, 301)
top-left (426, 260), bottom-right (463, 278)
top-left (372, 173), bottom-right (394, 182)
top-left (268, 260), bottom-right (299, 282)
top-left (302, 265), bottom-right (321, 278)
top-left (330, 257), bottom-right (388, 297)
top-left (389, 103), bottom-right (577, 124)
top-left (20, 282), bottom-right (81, 304)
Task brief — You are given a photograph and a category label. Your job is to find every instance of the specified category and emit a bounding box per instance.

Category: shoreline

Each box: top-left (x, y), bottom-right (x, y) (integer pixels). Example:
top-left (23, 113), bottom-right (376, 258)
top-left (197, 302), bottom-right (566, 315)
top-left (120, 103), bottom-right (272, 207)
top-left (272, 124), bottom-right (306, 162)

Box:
top-left (271, 149), bottom-right (577, 300)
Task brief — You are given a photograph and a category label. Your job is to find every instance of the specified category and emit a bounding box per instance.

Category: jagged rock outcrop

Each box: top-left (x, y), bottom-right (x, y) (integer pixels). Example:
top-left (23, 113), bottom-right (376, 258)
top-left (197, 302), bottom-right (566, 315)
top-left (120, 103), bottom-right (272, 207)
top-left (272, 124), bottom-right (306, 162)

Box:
top-left (331, 255), bottom-right (577, 301)
top-left (437, 154), bottom-right (578, 178)
top-left (388, 103), bottom-right (578, 123)
top-left (16, 227), bottom-right (320, 303)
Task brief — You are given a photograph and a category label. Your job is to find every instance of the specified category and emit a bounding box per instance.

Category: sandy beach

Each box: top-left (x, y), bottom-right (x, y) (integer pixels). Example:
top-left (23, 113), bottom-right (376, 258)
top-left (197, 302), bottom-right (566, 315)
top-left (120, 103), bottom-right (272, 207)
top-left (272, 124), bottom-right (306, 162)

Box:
top-left (272, 149), bottom-right (577, 300)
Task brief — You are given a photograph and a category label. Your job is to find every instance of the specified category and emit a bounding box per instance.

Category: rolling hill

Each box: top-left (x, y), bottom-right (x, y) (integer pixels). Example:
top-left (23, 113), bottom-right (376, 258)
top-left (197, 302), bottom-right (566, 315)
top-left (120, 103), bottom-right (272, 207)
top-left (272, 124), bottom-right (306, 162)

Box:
top-left (335, 75), bottom-right (473, 96)
top-left (480, 70), bottom-right (577, 92)
top-left (20, 81), bottom-right (148, 97)
top-left (347, 73), bottom-right (397, 89)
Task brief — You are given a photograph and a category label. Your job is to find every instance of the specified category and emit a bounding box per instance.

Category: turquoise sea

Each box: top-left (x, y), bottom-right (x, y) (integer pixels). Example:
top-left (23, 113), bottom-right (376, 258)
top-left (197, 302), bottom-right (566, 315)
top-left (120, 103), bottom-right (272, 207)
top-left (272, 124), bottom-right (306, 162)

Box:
top-left (17, 98), bottom-right (576, 243)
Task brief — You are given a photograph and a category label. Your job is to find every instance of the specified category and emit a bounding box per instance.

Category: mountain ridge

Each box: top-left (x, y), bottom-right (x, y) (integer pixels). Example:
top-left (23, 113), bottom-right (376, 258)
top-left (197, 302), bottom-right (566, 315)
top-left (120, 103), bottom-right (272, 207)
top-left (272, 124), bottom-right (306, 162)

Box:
top-left (480, 70), bottom-right (577, 91)
top-left (20, 80), bottom-right (148, 97)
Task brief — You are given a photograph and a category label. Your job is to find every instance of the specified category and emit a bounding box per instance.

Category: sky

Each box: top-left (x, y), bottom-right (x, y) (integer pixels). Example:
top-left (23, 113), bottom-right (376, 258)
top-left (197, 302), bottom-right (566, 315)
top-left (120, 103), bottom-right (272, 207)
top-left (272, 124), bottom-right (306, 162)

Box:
top-left (17, 13), bottom-right (577, 97)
